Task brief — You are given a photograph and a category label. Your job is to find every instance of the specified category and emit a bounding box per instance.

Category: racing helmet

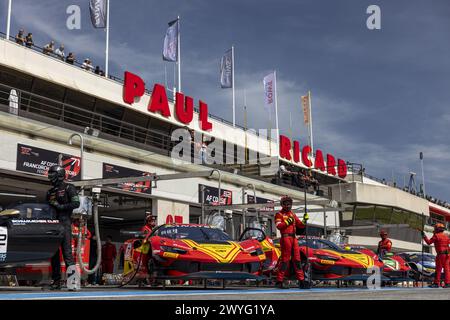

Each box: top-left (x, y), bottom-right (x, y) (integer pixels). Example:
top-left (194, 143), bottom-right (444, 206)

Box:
top-left (379, 229), bottom-right (388, 238)
top-left (47, 165), bottom-right (65, 185)
top-left (434, 223), bottom-right (445, 232)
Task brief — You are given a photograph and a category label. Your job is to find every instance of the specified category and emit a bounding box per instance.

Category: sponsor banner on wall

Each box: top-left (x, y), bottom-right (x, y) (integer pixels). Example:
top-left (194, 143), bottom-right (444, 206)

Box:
top-left (102, 163), bottom-right (152, 194)
top-left (198, 184), bottom-right (232, 205)
top-left (247, 195), bottom-right (275, 212)
top-left (16, 144), bottom-right (81, 181)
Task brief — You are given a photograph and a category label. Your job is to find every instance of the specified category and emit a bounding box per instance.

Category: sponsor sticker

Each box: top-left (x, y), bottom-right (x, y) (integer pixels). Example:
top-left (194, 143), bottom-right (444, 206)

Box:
top-left (12, 219), bottom-right (59, 225)
top-left (320, 259), bottom-right (335, 265)
top-left (0, 227), bottom-right (8, 255)
top-left (162, 252), bottom-right (179, 259)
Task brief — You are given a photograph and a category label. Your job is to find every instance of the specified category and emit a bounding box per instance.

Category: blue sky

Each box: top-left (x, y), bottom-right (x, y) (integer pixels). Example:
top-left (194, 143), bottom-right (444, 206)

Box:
top-left (1, 0), bottom-right (449, 201)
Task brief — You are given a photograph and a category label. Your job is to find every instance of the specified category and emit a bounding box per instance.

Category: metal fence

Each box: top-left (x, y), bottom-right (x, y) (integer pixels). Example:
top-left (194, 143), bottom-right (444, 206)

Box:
top-left (0, 82), bottom-right (286, 187)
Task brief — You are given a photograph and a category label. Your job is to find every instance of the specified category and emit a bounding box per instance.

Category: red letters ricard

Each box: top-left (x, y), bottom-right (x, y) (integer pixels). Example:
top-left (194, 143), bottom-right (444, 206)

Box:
top-left (123, 71), bottom-right (213, 131)
top-left (279, 135), bottom-right (347, 178)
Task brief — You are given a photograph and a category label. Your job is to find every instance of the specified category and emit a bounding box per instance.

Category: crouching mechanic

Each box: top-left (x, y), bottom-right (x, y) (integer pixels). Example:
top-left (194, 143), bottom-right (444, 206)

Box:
top-left (47, 165), bottom-right (80, 290)
top-left (422, 223), bottom-right (450, 288)
top-left (275, 195), bottom-right (309, 289)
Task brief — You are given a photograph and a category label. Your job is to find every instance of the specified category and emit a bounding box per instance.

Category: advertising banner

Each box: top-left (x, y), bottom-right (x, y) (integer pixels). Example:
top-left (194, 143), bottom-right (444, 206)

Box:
top-left (247, 195), bottom-right (275, 212)
top-left (263, 72), bottom-right (276, 112)
top-left (220, 49), bottom-right (233, 88)
top-left (198, 184), bottom-right (232, 205)
top-left (163, 19), bottom-right (179, 62)
top-left (301, 94), bottom-right (310, 124)
top-left (102, 163), bottom-right (152, 194)
top-left (89, 0), bottom-right (107, 28)
top-left (16, 144), bottom-right (81, 181)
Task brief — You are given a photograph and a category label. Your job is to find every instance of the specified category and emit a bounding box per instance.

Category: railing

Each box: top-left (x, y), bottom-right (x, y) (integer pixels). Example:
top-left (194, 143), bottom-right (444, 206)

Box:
top-left (0, 33), bottom-right (260, 136)
top-left (345, 162), bottom-right (364, 183)
top-left (0, 83), bottom-right (293, 191)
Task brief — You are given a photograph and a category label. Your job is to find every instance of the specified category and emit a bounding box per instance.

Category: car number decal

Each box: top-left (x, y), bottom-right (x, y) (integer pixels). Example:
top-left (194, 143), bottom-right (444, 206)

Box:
top-left (0, 227), bottom-right (8, 261)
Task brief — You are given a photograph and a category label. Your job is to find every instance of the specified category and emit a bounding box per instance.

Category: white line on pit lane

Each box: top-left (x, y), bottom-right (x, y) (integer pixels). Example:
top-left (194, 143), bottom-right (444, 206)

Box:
top-left (0, 287), bottom-right (435, 300)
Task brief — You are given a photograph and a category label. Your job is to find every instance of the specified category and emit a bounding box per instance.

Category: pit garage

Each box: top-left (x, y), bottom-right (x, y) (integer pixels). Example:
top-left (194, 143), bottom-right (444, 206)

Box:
top-left (0, 169), bottom-right (152, 242)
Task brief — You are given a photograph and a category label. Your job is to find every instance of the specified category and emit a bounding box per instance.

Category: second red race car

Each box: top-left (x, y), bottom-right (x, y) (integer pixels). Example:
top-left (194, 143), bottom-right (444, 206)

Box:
top-left (343, 245), bottom-right (412, 282)
top-left (119, 224), bottom-right (266, 286)
top-left (263, 236), bottom-right (386, 284)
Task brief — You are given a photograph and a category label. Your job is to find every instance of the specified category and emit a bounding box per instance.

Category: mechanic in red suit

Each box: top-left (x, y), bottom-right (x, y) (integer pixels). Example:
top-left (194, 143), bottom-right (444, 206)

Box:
top-left (101, 235), bottom-right (117, 275)
top-left (141, 213), bottom-right (157, 235)
top-left (377, 230), bottom-right (392, 258)
top-left (275, 195), bottom-right (309, 289)
top-left (422, 223), bottom-right (450, 288)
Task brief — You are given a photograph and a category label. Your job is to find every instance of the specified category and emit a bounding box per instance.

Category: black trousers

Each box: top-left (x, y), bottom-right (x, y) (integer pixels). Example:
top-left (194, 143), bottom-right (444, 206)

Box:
top-left (51, 216), bottom-right (75, 282)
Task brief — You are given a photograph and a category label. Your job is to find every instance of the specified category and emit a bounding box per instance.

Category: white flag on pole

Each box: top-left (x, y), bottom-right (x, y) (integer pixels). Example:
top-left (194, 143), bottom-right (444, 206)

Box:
top-left (263, 72), bottom-right (276, 112)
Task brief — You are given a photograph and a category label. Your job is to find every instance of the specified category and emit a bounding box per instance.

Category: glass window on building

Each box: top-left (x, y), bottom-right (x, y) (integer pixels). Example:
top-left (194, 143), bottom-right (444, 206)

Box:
top-left (92, 100), bottom-right (124, 136)
top-left (0, 66), bottom-right (33, 92)
top-left (373, 205), bottom-right (393, 224)
top-left (27, 79), bottom-right (65, 120)
top-left (353, 205), bottom-right (375, 225)
top-left (121, 109), bottom-right (149, 144)
top-left (63, 89), bottom-right (96, 128)
top-left (408, 212), bottom-right (425, 231)
top-left (391, 208), bottom-right (408, 224)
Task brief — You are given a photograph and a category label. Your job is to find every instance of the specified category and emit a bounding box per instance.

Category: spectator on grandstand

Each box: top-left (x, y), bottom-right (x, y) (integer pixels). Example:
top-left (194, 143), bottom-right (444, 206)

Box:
top-left (15, 29), bottom-right (25, 45)
top-left (25, 33), bottom-right (33, 48)
top-left (55, 44), bottom-right (65, 61)
top-left (94, 66), bottom-right (105, 76)
top-left (82, 58), bottom-right (94, 72)
top-left (43, 40), bottom-right (55, 55)
top-left (66, 52), bottom-right (75, 65)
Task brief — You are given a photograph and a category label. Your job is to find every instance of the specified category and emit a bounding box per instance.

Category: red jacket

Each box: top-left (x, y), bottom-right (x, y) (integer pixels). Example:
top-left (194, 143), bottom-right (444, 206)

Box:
top-left (378, 238), bottom-right (392, 253)
top-left (275, 210), bottom-right (305, 234)
top-left (102, 243), bottom-right (117, 261)
top-left (141, 225), bottom-right (153, 234)
top-left (424, 232), bottom-right (450, 253)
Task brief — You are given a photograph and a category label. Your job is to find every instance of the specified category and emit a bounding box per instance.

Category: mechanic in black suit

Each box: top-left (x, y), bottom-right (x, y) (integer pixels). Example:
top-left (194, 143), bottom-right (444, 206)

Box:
top-left (47, 165), bottom-right (80, 290)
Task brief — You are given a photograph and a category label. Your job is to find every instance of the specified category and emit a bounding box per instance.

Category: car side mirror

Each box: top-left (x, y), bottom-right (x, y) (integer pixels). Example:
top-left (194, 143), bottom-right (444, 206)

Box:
top-left (0, 209), bottom-right (20, 220)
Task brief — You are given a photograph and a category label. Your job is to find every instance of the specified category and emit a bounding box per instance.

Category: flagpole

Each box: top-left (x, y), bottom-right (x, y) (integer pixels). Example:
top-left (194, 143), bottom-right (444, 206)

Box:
top-left (289, 112), bottom-right (293, 141)
top-left (177, 16), bottom-right (181, 93)
top-left (308, 90), bottom-right (314, 154)
top-left (6, 0), bottom-right (12, 40)
top-left (232, 45), bottom-right (236, 127)
top-left (420, 152), bottom-right (426, 197)
top-left (274, 71), bottom-right (280, 155)
top-left (105, 0), bottom-right (110, 78)
top-left (244, 89), bottom-right (248, 160)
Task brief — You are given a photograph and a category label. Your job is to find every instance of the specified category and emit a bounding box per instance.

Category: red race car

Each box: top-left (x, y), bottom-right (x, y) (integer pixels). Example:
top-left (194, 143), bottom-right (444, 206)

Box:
top-left (266, 236), bottom-right (386, 283)
top-left (119, 224), bottom-right (266, 286)
top-left (343, 245), bottom-right (411, 282)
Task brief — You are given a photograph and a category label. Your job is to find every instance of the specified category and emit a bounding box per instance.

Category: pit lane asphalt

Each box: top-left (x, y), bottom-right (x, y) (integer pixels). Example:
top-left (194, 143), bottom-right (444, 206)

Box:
top-left (0, 286), bottom-right (449, 300)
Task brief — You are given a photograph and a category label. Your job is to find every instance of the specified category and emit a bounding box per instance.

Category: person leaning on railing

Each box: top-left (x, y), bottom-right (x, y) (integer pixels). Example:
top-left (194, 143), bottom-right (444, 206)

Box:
top-left (15, 29), bottom-right (25, 45)
top-left (55, 44), bottom-right (65, 61)
top-left (66, 52), bottom-right (75, 65)
top-left (25, 33), bottom-right (33, 48)
top-left (43, 40), bottom-right (55, 55)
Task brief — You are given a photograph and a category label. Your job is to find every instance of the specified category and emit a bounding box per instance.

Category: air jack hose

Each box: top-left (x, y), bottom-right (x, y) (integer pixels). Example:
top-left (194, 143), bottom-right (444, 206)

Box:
top-left (76, 194), bottom-right (102, 275)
